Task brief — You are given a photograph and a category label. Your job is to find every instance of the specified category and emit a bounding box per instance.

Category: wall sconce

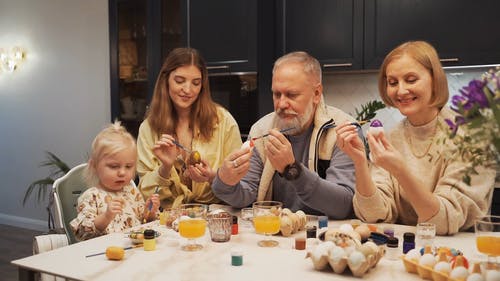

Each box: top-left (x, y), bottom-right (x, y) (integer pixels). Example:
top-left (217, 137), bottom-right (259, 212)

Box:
top-left (0, 46), bottom-right (26, 73)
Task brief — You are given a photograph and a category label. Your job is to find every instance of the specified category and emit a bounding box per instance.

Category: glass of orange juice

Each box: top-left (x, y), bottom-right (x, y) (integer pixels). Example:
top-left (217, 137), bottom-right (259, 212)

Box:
top-left (253, 201), bottom-right (282, 247)
top-left (178, 203), bottom-right (207, 251)
top-left (475, 215), bottom-right (500, 264)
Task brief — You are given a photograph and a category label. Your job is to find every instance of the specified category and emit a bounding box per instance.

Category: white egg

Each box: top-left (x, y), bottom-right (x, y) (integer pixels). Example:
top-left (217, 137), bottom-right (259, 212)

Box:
top-left (368, 126), bottom-right (384, 137)
top-left (450, 266), bottom-right (470, 280)
top-left (467, 273), bottom-right (485, 281)
top-left (486, 270), bottom-right (500, 281)
top-left (241, 140), bottom-right (254, 150)
top-left (329, 245), bottom-right (346, 262)
top-left (339, 223), bottom-right (354, 233)
top-left (434, 261), bottom-right (451, 273)
top-left (419, 253), bottom-right (437, 267)
top-left (348, 250), bottom-right (366, 267)
top-left (405, 249), bottom-right (422, 261)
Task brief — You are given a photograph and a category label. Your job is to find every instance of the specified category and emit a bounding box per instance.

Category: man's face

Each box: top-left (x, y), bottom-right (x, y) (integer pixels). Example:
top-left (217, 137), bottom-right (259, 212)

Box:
top-left (271, 62), bottom-right (322, 133)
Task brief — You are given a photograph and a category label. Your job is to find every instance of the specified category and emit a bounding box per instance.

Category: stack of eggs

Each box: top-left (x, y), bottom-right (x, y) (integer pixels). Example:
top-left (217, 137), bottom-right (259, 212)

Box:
top-left (402, 245), bottom-right (499, 281)
top-left (279, 208), bottom-right (307, 236)
top-left (306, 224), bottom-right (384, 277)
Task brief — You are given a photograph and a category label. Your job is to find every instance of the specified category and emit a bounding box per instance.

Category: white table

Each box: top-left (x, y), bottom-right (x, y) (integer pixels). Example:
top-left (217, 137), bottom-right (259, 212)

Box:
top-left (12, 219), bottom-right (476, 281)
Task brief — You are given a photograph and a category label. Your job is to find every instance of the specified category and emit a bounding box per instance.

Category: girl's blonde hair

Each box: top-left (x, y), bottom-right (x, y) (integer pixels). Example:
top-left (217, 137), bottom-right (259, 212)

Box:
top-left (85, 121), bottom-right (137, 185)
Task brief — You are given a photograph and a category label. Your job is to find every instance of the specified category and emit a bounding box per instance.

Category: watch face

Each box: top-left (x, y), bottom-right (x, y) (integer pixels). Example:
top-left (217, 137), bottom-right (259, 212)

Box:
top-left (285, 163), bottom-right (301, 180)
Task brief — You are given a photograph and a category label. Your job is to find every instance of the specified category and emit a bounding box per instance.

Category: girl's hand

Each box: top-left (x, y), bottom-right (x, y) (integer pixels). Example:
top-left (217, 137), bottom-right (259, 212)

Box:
top-left (153, 134), bottom-right (180, 176)
top-left (105, 198), bottom-right (124, 219)
top-left (218, 147), bottom-right (253, 186)
top-left (367, 132), bottom-right (404, 174)
top-left (145, 194), bottom-right (160, 219)
top-left (186, 159), bottom-right (216, 183)
top-left (336, 123), bottom-right (366, 164)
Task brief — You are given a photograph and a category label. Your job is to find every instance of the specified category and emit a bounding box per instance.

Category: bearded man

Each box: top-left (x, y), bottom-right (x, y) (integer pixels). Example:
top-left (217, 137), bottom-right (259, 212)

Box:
top-left (211, 51), bottom-right (361, 218)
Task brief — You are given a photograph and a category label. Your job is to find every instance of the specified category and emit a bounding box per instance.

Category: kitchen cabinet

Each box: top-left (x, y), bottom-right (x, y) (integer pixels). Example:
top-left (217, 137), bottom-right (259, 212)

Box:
top-left (276, 0), bottom-right (500, 71)
top-left (275, 0), bottom-right (364, 71)
top-left (109, 0), bottom-right (184, 136)
top-left (364, 0), bottom-right (500, 69)
top-left (185, 0), bottom-right (258, 74)
top-left (110, 0), bottom-right (262, 136)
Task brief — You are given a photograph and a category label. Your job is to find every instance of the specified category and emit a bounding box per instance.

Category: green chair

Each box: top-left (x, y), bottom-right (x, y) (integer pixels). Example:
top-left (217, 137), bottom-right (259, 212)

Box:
top-left (52, 163), bottom-right (88, 244)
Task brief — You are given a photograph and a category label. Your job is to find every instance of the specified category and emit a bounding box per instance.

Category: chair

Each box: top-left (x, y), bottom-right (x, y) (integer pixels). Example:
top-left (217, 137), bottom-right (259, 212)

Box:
top-left (52, 163), bottom-right (138, 244)
top-left (52, 163), bottom-right (89, 244)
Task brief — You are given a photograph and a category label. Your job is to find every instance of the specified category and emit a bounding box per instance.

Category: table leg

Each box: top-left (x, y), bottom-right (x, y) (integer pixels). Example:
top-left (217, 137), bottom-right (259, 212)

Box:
top-left (18, 267), bottom-right (35, 281)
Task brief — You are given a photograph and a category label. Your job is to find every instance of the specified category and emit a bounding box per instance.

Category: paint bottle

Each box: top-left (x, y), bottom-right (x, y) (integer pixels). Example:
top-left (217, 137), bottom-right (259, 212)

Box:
top-left (402, 232), bottom-right (415, 254)
top-left (231, 216), bottom-right (238, 235)
top-left (143, 229), bottom-right (156, 251)
top-left (386, 237), bottom-right (400, 260)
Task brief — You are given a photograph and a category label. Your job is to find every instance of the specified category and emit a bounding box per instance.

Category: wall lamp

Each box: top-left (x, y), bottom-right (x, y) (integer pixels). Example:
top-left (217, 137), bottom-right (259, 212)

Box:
top-left (0, 47), bottom-right (26, 73)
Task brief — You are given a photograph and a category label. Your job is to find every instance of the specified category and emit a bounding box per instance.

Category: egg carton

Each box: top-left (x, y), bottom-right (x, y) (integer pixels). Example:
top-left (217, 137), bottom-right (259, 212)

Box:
top-left (307, 240), bottom-right (385, 277)
top-left (402, 255), bottom-right (500, 281)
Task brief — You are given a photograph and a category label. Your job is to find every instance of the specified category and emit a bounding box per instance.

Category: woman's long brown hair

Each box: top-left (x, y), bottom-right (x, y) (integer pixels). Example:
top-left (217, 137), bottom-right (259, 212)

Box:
top-left (146, 48), bottom-right (218, 141)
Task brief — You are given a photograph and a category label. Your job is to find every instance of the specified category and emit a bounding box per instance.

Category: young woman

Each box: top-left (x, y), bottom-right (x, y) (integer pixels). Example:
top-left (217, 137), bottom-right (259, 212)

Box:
top-left (336, 41), bottom-right (495, 235)
top-left (70, 122), bottom-right (160, 241)
top-left (137, 48), bottom-right (242, 208)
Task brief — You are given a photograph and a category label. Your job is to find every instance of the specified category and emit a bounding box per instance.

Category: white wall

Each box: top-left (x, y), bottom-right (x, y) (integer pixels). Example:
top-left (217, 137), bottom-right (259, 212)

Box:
top-left (0, 0), bottom-right (110, 230)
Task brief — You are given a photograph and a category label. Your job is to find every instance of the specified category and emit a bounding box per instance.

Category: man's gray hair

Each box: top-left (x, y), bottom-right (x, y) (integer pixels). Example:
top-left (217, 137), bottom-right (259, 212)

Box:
top-left (273, 51), bottom-right (322, 84)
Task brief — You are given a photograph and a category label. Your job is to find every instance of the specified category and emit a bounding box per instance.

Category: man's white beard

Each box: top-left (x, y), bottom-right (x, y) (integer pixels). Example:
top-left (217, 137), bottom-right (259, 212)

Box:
top-left (275, 101), bottom-right (314, 135)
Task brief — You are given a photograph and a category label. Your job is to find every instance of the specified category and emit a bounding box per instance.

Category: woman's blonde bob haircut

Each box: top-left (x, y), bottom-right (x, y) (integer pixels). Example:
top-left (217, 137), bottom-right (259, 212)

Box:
top-left (378, 41), bottom-right (449, 109)
top-left (85, 121), bottom-right (137, 186)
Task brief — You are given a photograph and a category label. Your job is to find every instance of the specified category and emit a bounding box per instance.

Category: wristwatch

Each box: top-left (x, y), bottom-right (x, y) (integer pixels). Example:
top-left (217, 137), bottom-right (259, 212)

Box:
top-left (280, 161), bottom-right (302, 181)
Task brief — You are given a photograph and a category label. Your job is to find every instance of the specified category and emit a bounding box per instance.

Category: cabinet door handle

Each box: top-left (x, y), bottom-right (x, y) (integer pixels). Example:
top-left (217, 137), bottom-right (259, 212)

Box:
top-left (323, 63), bottom-right (353, 68)
top-left (207, 65), bottom-right (230, 70)
top-left (440, 58), bottom-right (460, 63)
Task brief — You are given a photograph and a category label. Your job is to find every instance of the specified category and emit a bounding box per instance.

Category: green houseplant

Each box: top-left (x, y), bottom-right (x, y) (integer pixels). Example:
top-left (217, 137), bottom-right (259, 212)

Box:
top-left (23, 151), bottom-right (70, 206)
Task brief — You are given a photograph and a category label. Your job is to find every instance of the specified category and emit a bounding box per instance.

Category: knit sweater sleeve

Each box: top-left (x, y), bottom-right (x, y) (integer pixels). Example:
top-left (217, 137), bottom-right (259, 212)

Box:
top-left (425, 154), bottom-right (495, 235)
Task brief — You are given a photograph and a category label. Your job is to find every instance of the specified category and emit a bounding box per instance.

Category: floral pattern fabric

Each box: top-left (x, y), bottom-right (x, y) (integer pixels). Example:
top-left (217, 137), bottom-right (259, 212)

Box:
top-left (70, 184), bottom-right (146, 241)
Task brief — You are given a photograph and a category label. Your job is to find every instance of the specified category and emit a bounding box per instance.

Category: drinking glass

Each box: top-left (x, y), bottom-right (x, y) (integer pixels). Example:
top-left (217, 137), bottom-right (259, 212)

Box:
top-left (252, 201), bottom-right (282, 247)
top-left (178, 203), bottom-right (207, 251)
top-left (240, 207), bottom-right (254, 230)
top-left (475, 215), bottom-right (500, 264)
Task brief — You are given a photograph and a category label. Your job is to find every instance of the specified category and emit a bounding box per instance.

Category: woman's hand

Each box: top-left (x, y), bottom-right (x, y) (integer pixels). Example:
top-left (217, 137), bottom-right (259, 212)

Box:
top-left (153, 134), bottom-right (179, 177)
top-left (336, 123), bottom-right (366, 164)
top-left (217, 147), bottom-right (253, 186)
top-left (185, 159), bottom-right (216, 183)
top-left (367, 132), bottom-right (405, 175)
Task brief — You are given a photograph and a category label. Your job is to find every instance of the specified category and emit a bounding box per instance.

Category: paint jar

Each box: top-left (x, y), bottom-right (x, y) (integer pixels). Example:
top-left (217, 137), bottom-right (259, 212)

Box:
top-left (402, 232), bottom-right (415, 254)
top-left (386, 237), bottom-right (400, 260)
top-left (231, 248), bottom-right (243, 266)
top-left (295, 236), bottom-right (306, 250)
top-left (143, 229), bottom-right (156, 251)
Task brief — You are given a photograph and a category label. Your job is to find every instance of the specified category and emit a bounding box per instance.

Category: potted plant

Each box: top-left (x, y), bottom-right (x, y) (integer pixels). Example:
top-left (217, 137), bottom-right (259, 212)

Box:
top-left (23, 151), bottom-right (70, 206)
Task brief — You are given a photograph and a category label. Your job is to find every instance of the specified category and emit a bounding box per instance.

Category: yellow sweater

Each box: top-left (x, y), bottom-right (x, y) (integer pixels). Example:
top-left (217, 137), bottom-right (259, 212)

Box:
top-left (353, 107), bottom-right (495, 235)
top-left (136, 106), bottom-right (242, 208)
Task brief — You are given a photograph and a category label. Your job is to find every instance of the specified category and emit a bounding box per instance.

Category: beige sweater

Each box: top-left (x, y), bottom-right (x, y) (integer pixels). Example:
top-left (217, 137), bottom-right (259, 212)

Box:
top-left (353, 107), bottom-right (495, 235)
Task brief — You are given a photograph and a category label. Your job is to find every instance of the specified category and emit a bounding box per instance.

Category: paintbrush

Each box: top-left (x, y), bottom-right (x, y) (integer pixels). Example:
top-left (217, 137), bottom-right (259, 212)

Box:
top-left (172, 139), bottom-right (191, 153)
top-left (329, 120), bottom-right (370, 129)
top-left (251, 127), bottom-right (296, 141)
top-left (143, 186), bottom-right (160, 223)
top-left (85, 244), bottom-right (143, 258)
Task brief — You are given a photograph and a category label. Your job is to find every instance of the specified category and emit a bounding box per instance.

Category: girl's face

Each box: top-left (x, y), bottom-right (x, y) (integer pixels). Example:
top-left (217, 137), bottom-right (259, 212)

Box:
top-left (168, 64), bottom-right (203, 112)
top-left (385, 54), bottom-right (439, 125)
top-left (95, 146), bottom-right (136, 192)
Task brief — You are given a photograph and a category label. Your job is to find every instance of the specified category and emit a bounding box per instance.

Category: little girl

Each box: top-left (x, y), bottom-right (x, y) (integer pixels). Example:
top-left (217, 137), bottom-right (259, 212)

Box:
top-left (70, 121), bottom-right (160, 241)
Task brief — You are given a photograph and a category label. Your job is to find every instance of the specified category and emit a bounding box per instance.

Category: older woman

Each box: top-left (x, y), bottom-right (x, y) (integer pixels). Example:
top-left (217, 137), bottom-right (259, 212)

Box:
top-left (336, 41), bottom-right (495, 235)
top-left (137, 48), bottom-right (242, 208)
